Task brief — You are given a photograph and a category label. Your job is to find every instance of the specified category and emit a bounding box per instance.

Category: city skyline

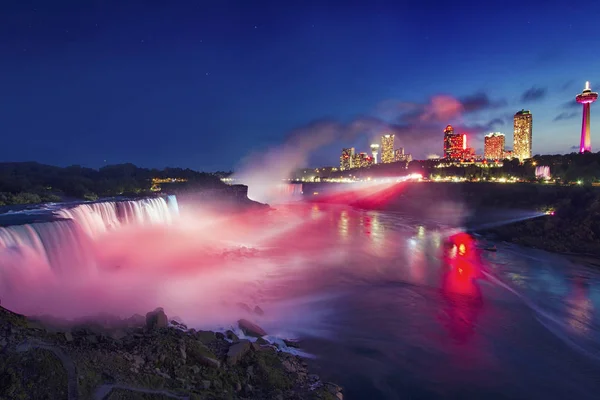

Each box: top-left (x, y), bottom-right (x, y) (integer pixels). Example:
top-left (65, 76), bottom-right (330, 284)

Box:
top-left (1, 1), bottom-right (600, 171)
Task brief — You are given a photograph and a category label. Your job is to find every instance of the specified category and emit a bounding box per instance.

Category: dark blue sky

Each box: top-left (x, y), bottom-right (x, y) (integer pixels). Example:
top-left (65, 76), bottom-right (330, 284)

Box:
top-left (1, 0), bottom-right (599, 171)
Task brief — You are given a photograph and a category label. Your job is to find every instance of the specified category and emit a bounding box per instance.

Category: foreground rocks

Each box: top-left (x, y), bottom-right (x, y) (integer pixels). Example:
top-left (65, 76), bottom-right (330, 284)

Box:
top-left (0, 306), bottom-right (342, 400)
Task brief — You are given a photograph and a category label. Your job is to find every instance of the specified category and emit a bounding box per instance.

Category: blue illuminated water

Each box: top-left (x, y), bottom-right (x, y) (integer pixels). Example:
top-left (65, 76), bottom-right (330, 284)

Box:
top-left (255, 204), bottom-right (600, 400)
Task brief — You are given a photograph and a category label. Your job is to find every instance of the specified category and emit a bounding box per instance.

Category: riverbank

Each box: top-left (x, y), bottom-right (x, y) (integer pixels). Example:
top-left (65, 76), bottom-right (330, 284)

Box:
top-left (0, 306), bottom-right (341, 400)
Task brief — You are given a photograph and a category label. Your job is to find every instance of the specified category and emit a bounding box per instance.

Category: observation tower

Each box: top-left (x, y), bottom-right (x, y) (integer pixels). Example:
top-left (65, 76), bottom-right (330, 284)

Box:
top-left (576, 81), bottom-right (598, 153)
top-left (370, 143), bottom-right (379, 164)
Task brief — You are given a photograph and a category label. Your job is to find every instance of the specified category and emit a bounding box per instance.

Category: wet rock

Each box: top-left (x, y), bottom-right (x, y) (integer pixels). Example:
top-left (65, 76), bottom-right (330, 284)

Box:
top-left (254, 306), bottom-right (264, 316)
top-left (238, 319), bottom-right (267, 337)
top-left (227, 340), bottom-right (251, 365)
top-left (146, 308), bottom-right (168, 330)
top-left (256, 337), bottom-right (269, 345)
top-left (283, 339), bottom-right (301, 348)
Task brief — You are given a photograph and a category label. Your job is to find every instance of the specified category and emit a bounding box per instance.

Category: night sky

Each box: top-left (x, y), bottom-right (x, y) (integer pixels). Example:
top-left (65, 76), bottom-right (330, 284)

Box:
top-left (1, 0), bottom-right (600, 171)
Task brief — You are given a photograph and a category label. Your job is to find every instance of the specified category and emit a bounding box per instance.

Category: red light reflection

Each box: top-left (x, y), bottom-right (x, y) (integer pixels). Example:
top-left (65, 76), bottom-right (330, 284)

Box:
top-left (440, 232), bottom-right (483, 344)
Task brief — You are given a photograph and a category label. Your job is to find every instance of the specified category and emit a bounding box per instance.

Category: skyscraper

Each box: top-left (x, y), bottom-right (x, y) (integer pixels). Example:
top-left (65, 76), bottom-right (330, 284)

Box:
top-left (370, 144), bottom-right (380, 164)
top-left (513, 110), bottom-right (532, 162)
top-left (381, 134), bottom-right (395, 163)
top-left (576, 81), bottom-right (598, 153)
top-left (340, 148), bottom-right (355, 170)
top-left (443, 125), bottom-right (464, 159)
top-left (484, 133), bottom-right (505, 160)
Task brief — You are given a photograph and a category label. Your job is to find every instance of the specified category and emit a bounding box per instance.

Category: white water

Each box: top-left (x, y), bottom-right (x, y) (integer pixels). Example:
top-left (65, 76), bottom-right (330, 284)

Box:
top-left (0, 197), bottom-right (178, 273)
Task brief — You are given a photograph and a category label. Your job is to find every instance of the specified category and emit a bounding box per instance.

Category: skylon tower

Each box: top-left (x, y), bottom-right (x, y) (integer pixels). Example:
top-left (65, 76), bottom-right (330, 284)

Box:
top-left (576, 81), bottom-right (598, 153)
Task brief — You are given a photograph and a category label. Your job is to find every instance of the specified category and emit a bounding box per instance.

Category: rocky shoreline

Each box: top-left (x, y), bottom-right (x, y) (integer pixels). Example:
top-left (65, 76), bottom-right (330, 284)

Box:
top-left (0, 306), bottom-right (342, 400)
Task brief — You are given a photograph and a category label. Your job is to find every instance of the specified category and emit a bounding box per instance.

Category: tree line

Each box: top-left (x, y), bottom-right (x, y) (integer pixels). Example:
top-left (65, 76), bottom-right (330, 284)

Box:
top-left (0, 162), bottom-right (228, 206)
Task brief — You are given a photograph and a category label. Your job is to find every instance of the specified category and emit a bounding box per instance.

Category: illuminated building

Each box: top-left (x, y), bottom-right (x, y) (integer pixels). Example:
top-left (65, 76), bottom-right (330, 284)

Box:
top-left (353, 152), bottom-right (373, 168)
top-left (394, 148), bottom-right (413, 163)
top-left (576, 81), bottom-right (598, 153)
top-left (503, 150), bottom-right (513, 159)
top-left (370, 144), bottom-right (380, 164)
top-left (443, 125), bottom-right (465, 160)
top-left (340, 148), bottom-right (355, 170)
top-left (513, 110), bottom-right (532, 161)
top-left (484, 133), bottom-right (505, 160)
top-left (381, 134), bottom-right (395, 163)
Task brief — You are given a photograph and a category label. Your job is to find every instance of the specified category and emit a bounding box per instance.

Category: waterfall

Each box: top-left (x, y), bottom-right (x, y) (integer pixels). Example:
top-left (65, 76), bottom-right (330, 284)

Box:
top-left (0, 196), bottom-right (179, 273)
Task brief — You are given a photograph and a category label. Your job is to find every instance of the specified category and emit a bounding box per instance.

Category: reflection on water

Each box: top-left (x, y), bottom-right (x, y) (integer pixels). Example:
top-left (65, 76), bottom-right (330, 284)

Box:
top-left (263, 204), bottom-right (600, 399)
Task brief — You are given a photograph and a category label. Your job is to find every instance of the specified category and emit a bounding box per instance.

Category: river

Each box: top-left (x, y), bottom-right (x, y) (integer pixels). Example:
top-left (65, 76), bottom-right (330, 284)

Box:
top-left (252, 203), bottom-right (600, 400)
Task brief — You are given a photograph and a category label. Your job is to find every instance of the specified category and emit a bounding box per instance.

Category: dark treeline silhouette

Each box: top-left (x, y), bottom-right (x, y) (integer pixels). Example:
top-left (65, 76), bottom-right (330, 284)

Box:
top-left (0, 162), bottom-right (227, 205)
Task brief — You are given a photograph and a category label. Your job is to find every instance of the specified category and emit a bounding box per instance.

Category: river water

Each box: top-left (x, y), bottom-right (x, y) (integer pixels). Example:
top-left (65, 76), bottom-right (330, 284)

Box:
top-left (252, 203), bottom-right (600, 400)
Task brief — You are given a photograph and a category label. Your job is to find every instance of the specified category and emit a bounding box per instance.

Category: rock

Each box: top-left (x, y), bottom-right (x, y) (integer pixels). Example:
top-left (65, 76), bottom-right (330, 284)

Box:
top-left (237, 319), bottom-right (267, 337)
top-left (247, 365), bottom-right (254, 378)
top-left (282, 360), bottom-right (297, 373)
top-left (236, 302), bottom-right (252, 313)
top-left (190, 365), bottom-right (200, 374)
top-left (236, 382), bottom-right (242, 392)
top-left (202, 380), bottom-right (211, 389)
top-left (215, 332), bottom-right (225, 340)
top-left (63, 332), bottom-right (74, 342)
top-left (226, 330), bottom-right (239, 342)
top-left (244, 384), bottom-right (253, 394)
top-left (146, 308), bottom-right (168, 330)
top-left (254, 306), bottom-right (264, 316)
top-left (283, 339), bottom-right (301, 348)
top-left (196, 330), bottom-right (216, 344)
top-left (326, 382), bottom-right (343, 395)
top-left (336, 392), bottom-right (344, 400)
top-left (256, 337), bottom-right (269, 345)
top-left (227, 340), bottom-right (251, 365)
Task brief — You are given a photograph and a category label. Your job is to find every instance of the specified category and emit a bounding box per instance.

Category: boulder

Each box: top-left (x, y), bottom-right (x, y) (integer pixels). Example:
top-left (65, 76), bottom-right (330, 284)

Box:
top-left (146, 308), bottom-right (168, 330)
top-left (227, 340), bottom-right (251, 365)
top-left (226, 330), bottom-right (239, 342)
top-left (238, 319), bottom-right (267, 337)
